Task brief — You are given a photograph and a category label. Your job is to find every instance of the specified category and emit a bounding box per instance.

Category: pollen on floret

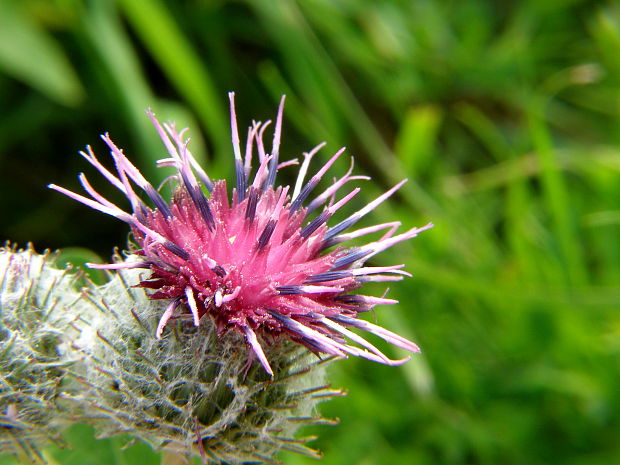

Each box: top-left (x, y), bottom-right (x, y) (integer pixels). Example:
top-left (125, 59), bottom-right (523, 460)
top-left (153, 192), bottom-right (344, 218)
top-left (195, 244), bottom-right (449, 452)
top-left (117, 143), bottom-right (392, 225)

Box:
top-left (49, 92), bottom-right (432, 376)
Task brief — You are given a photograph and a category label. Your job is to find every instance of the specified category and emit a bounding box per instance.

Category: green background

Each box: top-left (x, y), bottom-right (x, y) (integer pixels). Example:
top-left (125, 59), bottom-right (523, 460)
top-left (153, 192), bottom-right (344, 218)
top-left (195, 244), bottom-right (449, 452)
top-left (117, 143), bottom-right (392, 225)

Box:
top-left (1, 0), bottom-right (620, 464)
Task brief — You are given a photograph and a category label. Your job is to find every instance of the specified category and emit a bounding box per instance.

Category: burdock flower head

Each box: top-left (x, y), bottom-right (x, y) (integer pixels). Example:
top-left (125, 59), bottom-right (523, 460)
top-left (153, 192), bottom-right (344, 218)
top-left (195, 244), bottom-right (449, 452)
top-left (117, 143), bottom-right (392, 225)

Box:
top-left (49, 93), bottom-right (432, 375)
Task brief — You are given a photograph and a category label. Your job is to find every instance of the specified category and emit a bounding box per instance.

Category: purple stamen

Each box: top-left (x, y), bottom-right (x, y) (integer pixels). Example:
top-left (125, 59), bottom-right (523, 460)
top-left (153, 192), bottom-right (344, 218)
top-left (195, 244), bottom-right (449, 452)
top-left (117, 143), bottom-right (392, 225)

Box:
top-left (324, 179), bottom-right (408, 241)
top-left (290, 147), bottom-right (346, 212)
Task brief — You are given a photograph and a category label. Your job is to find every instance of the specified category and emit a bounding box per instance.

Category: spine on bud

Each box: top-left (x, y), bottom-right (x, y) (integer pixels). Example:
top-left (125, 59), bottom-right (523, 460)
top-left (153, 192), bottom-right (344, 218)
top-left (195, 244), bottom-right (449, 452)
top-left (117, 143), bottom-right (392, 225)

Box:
top-left (0, 246), bottom-right (80, 459)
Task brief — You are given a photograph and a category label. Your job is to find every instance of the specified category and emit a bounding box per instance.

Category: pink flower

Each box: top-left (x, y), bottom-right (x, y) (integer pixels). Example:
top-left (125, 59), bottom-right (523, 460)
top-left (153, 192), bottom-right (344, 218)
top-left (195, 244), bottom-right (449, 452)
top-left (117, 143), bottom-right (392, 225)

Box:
top-left (49, 93), bottom-right (432, 375)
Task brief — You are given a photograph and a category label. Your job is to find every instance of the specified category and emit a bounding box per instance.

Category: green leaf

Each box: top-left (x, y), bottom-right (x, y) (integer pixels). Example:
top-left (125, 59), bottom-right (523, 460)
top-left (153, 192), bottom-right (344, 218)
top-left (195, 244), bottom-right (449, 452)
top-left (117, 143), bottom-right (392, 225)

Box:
top-left (395, 104), bottom-right (442, 176)
top-left (0, 2), bottom-right (83, 106)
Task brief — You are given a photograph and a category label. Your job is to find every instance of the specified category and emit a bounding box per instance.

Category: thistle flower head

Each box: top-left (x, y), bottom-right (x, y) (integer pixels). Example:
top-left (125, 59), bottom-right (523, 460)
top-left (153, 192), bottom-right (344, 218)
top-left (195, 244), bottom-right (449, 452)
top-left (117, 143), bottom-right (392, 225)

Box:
top-left (49, 93), bottom-right (432, 375)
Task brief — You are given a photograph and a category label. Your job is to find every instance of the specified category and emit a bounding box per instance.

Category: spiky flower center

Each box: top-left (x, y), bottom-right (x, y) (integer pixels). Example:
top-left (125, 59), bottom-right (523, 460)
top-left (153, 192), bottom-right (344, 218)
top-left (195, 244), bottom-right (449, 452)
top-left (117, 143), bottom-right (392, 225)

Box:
top-left (136, 181), bottom-right (341, 337)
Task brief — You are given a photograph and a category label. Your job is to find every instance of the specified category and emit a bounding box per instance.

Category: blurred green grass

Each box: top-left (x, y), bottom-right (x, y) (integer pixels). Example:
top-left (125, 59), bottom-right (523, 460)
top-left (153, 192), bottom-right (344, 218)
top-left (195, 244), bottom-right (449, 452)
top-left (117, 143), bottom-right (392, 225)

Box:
top-left (1, 0), bottom-right (620, 464)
